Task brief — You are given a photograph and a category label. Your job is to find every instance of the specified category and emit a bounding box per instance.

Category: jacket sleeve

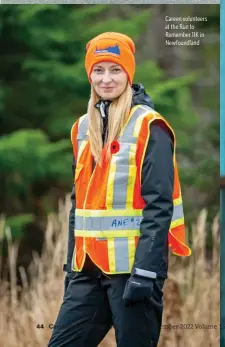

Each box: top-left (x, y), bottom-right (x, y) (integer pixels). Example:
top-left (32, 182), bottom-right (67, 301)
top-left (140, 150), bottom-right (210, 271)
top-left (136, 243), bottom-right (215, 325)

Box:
top-left (63, 155), bottom-right (76, 273)
top-left (131, 120), bottom-right (174, 279)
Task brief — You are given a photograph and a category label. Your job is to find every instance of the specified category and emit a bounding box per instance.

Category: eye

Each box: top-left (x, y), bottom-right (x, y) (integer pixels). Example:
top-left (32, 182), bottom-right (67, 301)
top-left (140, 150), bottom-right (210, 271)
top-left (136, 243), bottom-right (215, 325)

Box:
top-left (112, 68), bottom-right (121, 72)
top-left (94, 68), bottom-right (103, 73)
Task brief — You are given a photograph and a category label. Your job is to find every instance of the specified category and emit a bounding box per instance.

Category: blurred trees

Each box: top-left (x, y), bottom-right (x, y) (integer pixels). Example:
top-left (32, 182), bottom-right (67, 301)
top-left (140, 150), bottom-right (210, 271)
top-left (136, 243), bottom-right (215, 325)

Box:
top-left (0, 4), bottom-right (219, 242)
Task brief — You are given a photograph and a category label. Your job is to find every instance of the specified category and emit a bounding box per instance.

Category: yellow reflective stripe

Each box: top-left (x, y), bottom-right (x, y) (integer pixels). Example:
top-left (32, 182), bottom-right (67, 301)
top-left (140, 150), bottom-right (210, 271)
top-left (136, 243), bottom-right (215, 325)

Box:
top-left (106, 160), bottom-right (117, 208)
top-left (126, 165), bottom-right (136, 208)
top-left (108, 238), bottom-right (116, 272)
top-left (71, 122), bottom-right (77, 143)
top-left (74, 229), bottom-right (141, 237)
top-left (128, 143), bottom-right (137, 166)
top-left (128, 237), bottom-right (136, 272)
top-left (133, 106), bottom-right (156, 137)
top-left (126, 143), bottom-right (137, 208)
top-left (76, 208), bottom-right (143, 217)
top-left (71, 243), bottom-right (76, 271)
top-left (170, 217), bottom-right (184, 228)
top-left (75, 163), bottom-right (84, 181)
top-left (77, 243), bottom-right (87, 271)
top-left (77, 140), bottom-right (87, 162)
top-left (174, 197), bottom-right (182, 206)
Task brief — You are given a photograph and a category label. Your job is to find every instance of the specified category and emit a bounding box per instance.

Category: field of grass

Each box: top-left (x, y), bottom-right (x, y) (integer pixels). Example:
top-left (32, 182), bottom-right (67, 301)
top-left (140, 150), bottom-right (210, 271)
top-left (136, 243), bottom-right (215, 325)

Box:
top-left (0, 196), bottom-right (220, 347)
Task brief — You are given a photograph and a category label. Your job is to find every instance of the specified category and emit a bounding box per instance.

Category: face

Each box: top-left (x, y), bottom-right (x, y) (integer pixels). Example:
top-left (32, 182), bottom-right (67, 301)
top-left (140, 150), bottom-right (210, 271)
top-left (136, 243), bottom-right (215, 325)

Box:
top-left (90, 61), bottom-right (128, 100)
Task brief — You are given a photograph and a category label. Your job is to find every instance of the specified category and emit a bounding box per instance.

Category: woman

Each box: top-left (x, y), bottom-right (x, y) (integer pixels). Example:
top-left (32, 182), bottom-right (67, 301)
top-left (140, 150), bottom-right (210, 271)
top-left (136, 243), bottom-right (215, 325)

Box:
top-left (48, 32), bottom-right (191, 347)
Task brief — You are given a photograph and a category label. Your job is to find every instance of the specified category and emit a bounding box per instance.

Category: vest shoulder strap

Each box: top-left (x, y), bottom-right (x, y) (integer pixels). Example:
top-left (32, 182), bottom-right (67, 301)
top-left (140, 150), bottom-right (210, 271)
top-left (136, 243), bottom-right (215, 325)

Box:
top-left (139, 106), bottom-right (176, 142)
top-left (71, 114), bottom-right (88, 141)
top-left (76, 114), bottom-right (89, 140)
top-left (71, 114), bottom-right (88, 160)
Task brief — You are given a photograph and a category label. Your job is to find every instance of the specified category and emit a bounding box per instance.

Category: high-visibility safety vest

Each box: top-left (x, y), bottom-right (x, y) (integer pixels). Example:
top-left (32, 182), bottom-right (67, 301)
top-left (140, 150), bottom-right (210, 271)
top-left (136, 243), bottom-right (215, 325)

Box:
top-left (70, 105), bottom-right (192, 274)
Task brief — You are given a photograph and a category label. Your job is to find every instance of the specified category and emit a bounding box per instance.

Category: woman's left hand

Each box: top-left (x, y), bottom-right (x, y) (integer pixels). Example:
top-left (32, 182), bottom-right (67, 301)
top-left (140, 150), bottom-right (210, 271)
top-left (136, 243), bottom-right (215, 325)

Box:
top-left (122, 274), bottom-right (154, 307)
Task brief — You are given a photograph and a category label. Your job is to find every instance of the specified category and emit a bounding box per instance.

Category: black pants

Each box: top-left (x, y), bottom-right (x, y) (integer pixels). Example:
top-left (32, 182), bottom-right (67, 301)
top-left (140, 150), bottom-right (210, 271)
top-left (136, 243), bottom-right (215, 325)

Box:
top-left (47, 270), bottom-right (165, 347)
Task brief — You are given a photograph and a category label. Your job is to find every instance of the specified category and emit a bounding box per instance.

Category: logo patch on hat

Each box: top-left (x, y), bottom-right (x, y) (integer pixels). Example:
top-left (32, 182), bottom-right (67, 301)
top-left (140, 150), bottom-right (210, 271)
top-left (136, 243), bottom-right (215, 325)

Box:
top-left (94, 44), bottom-right (120, 56)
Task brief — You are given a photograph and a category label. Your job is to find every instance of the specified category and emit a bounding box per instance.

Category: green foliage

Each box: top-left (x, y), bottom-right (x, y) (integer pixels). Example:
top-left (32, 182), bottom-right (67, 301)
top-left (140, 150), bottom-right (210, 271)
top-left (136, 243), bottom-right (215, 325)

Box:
top-left (0, 129), bottom-right (72, 218)
top-left (81, 9), bottom-right (152, 39)
top-left (0, 130), bottom-right (71, 181)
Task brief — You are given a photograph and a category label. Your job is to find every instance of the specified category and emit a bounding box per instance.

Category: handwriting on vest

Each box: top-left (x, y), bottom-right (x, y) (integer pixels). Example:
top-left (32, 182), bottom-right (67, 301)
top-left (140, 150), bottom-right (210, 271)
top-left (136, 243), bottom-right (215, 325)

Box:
top-left (111, 217), bottom-right (141, 228)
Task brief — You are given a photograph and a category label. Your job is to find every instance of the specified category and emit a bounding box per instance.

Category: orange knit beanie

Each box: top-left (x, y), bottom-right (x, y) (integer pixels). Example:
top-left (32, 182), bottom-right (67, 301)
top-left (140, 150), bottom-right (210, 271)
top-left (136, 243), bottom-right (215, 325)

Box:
top-left (85, 32), bottom-right (136, 85)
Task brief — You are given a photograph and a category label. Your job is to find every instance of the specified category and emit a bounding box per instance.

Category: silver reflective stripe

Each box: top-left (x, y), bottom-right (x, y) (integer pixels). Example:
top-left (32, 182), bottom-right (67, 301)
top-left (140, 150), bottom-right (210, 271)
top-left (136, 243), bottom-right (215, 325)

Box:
top-left (172, 204), bottom-right (184, 221)
top-left (112, 145), bottom-right (130, 208)
top-left (75, 216), bottom-right (83, 230)
top-left (112, 106), bottom-right (151, 209)
top-left (77, 114), bottom-right (88, 139)
top-left (77, 114), bottom-right (89, 155)
top-left (120, 105), bottom-right (153, 142)
top-left (75, 215), bottom-right (143, 231)
top-left (112, 142), bottom-right (135, 166)
top-left (115, 237), bottom-right (129, 272)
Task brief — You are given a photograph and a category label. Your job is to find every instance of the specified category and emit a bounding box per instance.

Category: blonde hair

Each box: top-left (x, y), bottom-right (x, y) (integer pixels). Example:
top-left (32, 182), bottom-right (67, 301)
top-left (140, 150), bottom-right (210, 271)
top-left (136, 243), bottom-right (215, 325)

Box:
top-left (87, 83), bottom-right (133, 166)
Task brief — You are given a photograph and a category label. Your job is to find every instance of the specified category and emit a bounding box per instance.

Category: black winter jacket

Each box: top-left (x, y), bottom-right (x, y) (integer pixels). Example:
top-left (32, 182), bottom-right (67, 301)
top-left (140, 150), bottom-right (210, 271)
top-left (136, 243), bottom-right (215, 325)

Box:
top-left (65, 84), bottom-right (174, 280)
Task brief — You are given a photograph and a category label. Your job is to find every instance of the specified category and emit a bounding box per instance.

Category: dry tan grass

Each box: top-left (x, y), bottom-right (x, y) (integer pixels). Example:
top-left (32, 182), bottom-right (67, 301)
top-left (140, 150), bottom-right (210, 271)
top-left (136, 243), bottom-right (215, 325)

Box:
top-left (0, 196), bottom-right (220, 347)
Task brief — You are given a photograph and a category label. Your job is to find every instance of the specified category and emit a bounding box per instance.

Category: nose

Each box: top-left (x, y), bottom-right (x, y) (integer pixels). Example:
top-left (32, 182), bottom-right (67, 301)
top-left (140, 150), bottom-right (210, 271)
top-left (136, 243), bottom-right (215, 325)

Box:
top-left (101, 72), bottom-right (112, 84)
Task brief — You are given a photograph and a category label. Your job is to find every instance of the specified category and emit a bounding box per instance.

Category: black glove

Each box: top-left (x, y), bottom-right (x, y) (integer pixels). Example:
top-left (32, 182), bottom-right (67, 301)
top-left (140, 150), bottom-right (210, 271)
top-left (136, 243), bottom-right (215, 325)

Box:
top-left (122, 267), bottom-right (157, 307)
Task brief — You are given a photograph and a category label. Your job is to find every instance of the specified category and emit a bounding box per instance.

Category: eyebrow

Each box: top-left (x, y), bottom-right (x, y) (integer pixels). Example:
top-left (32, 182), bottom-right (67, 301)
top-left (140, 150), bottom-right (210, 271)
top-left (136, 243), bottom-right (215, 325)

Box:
top-left (94, 64), bottom-right (120, 68)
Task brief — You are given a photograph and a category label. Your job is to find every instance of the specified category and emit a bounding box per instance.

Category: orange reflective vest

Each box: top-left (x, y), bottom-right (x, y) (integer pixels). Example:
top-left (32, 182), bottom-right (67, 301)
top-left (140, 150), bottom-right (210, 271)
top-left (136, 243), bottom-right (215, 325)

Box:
top-left (71, 105), bottom-right (191, 274)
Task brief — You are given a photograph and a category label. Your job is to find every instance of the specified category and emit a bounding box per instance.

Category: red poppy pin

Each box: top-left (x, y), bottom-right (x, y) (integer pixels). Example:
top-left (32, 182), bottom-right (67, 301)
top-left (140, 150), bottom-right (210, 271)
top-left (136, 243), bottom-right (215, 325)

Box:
top-left (110, 141), bottom-right (120, 154)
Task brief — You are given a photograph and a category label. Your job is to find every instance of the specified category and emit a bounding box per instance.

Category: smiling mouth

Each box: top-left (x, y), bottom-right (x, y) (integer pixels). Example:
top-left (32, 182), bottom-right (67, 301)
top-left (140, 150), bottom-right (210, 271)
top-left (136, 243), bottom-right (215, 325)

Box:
top-left (102, 88), bottom-right (113, 91)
